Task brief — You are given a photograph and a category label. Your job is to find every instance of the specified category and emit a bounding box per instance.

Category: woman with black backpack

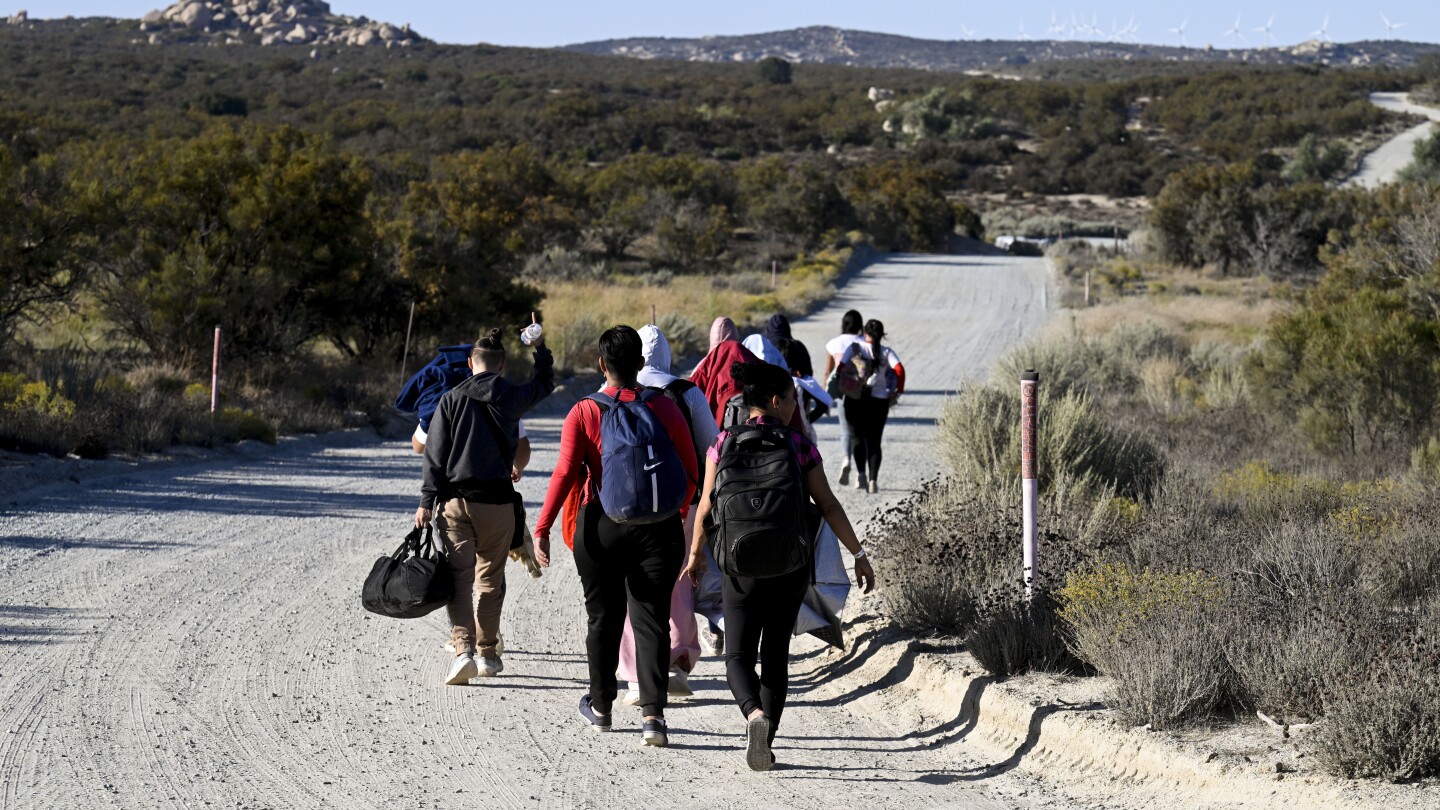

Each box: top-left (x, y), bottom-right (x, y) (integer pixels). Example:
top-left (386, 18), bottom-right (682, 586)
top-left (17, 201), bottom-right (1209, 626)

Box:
top-left (679, 360), bottom-right (876, 772)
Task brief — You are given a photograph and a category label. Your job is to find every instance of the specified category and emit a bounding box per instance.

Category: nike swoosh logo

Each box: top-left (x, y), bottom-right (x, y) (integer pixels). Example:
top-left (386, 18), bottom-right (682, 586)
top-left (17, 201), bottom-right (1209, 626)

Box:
top-left (643, 461), bottom-right (663, 471)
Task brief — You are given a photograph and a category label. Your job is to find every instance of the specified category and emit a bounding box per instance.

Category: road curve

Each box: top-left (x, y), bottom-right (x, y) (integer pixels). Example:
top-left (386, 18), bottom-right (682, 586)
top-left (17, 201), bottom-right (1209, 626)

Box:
top-left (0, 253), bottom-right (1054, 809)
top-left (1350, 92), bottom-right (1440, 189)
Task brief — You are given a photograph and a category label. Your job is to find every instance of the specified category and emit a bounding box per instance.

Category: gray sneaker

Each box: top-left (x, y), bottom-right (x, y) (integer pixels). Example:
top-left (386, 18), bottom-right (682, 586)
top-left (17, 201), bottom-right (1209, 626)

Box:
top-left (476, 654), bottom-right (504, 677)
top-left (868, 479), bottom-right (879, 494)
top-left (745, 714), bottom-right (773, 771)
top-left (444, 654), bottom-right (478, 686)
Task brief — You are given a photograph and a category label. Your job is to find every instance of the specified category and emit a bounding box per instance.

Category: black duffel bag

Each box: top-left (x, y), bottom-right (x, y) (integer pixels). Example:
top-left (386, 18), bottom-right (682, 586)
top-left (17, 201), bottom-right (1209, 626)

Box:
top-left (361, 524), bottom-right (452, 618)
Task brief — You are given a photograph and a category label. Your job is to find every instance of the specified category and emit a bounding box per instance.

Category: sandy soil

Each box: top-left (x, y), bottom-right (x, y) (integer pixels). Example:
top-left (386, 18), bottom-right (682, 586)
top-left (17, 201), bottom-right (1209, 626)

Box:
top-left (0, 253), bottom-right (1060, 809)
top-left (1350, 92), bottom-right (1440, 189)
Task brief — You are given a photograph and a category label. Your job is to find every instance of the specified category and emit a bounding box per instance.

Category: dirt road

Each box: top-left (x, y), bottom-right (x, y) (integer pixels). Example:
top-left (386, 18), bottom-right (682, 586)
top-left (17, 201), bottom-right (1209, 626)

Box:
top-left (1350, 92), bottom-right (1440, 189)
top-left (0, 252), bottom-right (1053, 809)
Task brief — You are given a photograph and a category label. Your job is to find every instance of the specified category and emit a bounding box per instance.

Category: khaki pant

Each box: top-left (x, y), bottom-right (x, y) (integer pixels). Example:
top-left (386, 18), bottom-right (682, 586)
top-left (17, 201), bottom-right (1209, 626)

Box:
top-left (435, 499), bottom-right (514, 657)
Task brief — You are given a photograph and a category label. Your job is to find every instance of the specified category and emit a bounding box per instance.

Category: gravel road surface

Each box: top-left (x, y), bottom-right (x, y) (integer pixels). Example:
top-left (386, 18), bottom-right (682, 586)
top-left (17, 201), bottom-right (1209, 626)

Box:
top-left (0, 253), bottom-right (1053, 810)
top-left (1351, 92), bottom-right (1440, 189)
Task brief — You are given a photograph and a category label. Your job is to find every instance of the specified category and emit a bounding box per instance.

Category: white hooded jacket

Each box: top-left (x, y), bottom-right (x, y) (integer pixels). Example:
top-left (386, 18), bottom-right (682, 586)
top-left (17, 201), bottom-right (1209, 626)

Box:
top-left (638, 324), bottom-right (720, 464)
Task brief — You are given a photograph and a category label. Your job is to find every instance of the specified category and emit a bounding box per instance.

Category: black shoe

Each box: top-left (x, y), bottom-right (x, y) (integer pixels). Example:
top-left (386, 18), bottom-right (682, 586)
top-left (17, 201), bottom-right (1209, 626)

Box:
top-left (642, 717), bottom-right (669, 747)
top-left (578, 694), bottom-right (611, 732)
top-left (745, 714), bottom-right (773, 771)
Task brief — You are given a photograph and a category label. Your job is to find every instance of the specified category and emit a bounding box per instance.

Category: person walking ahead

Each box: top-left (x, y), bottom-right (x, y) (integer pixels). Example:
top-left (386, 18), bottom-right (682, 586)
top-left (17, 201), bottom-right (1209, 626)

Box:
top-left (680, 360), bottom-right (875, 771)
top-left (839, 319), bottom-right (905, 493)
top-left (416, 328), bottom-right (554, 685)
top-left (823, 310), bottom-right (865, 486)
top-left (533, 325), bottom-right (698, 747)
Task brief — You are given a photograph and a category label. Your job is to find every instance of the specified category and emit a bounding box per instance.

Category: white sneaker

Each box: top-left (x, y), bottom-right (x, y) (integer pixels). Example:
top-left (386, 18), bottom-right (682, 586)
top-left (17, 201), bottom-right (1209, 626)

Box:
top-left (698, 625), bottom-right (722, 656)
top-left (476, 654), bottom-right (504, 677)
top-left (668, 667), bottom-right (693, 697)
top-left (444, 653), bottom-right (478, 685)
top-left (621, 683), bottom-right (642, 706)
top-left (868, 480), bottom-right (879, 494)
top-left (854, 473), bottom-right (868, 491)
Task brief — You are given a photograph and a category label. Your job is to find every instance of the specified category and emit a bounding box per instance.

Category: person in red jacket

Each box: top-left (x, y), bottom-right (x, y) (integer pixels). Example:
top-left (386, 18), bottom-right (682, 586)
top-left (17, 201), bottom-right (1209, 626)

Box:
top-left (533, 325), bottom-right (698, 748)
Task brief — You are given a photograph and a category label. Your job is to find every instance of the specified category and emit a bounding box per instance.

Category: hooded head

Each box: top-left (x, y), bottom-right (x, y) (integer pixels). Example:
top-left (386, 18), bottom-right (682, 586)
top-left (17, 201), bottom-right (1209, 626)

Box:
top-left (763, 314), bottom-right (793, 345)
top-left (709, 317), bottom-right (739, 351)
top-left (742, 334), bottom-right (789, 371)
top-left (639, 324), bottom-right (673, 374)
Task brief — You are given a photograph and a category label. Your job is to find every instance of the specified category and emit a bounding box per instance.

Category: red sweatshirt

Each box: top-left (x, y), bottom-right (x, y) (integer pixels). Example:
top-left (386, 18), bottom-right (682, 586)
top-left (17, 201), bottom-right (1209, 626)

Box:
top-left (534, 387), bottom-right (699, 536)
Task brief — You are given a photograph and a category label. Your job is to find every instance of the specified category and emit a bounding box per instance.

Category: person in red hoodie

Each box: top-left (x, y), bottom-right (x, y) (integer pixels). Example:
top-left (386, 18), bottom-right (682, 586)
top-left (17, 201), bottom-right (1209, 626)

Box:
top-left (533, 325), bottom-right (698, 748)
top-left (689, 316), bottom-right (758, 426)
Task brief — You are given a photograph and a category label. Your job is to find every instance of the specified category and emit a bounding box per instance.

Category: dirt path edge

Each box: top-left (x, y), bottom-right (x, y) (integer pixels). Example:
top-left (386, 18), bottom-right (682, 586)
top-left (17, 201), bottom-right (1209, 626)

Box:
top-left (820, 617), bottom-right (1400, 809)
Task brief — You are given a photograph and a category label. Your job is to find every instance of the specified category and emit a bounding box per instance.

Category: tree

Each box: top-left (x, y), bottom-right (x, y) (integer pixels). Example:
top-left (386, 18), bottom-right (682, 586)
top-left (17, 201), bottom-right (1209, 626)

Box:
top-left (1151, 163), bottom-right (1257, 274)
top-left (0, 145), bottom-right (94, 346)
top-left (89, 125), bottom-right (383, 369)
top-left (735, 156), bottom-right (853, 248)
top-left (756, 57), bottom-right (792, 85)
top-left (842, 162), bottom-right (955, 252)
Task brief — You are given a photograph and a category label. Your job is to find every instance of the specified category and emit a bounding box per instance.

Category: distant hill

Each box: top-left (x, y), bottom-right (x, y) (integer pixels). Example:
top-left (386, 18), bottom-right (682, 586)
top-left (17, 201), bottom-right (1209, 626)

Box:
top-left (565, 25), bottom-right (1440, 72)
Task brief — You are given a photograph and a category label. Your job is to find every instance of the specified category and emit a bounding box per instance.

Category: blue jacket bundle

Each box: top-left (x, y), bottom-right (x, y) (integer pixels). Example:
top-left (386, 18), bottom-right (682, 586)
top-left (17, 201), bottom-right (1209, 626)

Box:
top-left (393, 345), bottom-right (473, 435)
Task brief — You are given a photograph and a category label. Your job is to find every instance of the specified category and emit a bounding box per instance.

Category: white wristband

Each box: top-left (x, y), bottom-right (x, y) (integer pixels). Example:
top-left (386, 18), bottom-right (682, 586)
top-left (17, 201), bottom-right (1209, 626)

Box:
top-left (853, 549), bottom-right (868, 560)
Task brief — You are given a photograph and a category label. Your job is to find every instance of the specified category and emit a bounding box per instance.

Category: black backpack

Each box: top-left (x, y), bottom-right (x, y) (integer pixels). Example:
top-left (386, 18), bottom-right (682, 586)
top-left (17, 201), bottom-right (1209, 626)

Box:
top-left (705, 423), bottom-right (811, 579)
top-left (720, 392), bottom-right (749, 429)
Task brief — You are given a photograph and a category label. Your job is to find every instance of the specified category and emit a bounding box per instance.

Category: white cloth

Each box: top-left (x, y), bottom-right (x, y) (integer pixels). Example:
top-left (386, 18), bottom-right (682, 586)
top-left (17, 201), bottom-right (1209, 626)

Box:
top-left (742, 334), bottom-right (788, 370)
top-left (825, 333), bottom-right (864, 362)
top-left (637, 324), bottom-right (721, 462)
top-left (840, 341), bottom-right (902, 399)
top-left (416, 418), bottom-right (523, 446)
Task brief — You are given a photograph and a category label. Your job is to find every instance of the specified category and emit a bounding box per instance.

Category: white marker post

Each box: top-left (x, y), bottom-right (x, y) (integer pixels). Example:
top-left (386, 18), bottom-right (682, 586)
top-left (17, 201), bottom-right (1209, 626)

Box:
top-left (210, 326), bottom-right (222, 414)
top-left (1020, 369), bottom-right (1039, 599)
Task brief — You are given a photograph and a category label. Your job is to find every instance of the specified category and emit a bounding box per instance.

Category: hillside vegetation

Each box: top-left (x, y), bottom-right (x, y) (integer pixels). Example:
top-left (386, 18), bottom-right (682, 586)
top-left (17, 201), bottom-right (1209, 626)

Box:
top-left (0, 19), bottom-right (1436, 458)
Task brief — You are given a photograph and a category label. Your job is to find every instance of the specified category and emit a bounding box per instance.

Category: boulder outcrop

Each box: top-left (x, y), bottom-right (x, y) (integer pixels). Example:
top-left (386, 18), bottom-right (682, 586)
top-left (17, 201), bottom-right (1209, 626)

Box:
top-left (139, 0), bottom-right (426, 47)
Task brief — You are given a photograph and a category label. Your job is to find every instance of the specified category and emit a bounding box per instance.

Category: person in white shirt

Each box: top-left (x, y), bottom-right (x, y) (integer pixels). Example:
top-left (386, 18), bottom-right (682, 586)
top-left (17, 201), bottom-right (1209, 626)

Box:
top-left (823, 310), bottom-right (866, 486)
top-left (838, 319), bottom-right (905, 494)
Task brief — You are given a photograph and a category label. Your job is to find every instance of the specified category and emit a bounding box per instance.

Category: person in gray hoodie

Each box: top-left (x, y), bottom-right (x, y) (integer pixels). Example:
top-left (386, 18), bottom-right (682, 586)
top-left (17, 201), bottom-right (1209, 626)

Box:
top-left (414, 327), bottom-right (555, 685)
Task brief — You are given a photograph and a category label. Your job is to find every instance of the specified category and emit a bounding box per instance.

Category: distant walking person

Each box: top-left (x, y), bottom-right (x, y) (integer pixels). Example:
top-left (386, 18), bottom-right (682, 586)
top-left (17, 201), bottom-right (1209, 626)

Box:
top-left (838, 319), bottom-right (905, 493)
top-left (533, 325), bottom-right (698, 747)
top-left (823, 310), bottom-right (865, 485)
top-left (681, 359), bottom-right (875, 771)
top-left (415, 328), bottom-right (554, 685)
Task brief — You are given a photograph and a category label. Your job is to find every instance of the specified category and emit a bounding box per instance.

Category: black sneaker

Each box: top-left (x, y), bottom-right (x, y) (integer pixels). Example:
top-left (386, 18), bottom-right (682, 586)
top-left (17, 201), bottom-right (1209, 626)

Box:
top-left (745, 714), bottom-right (773, 771)
top-left (641, 717), bottom-right (669, 747)
top-left (578, 694), bottom-right (611, 732)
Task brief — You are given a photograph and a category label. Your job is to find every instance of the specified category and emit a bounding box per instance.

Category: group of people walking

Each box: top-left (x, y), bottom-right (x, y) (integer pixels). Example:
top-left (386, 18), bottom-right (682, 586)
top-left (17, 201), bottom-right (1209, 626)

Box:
top-left (409, 310), bottom-right (898, 770)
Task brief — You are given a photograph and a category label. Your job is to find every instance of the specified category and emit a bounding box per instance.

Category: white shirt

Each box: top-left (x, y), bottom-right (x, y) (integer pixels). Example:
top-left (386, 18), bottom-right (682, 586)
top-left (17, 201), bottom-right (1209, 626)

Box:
top-left (414, 418), bottom-right (525, 446)
top-left (825, 333), bottom-right (865, 362)
top-left (840, 342), bottom-right (902, 399)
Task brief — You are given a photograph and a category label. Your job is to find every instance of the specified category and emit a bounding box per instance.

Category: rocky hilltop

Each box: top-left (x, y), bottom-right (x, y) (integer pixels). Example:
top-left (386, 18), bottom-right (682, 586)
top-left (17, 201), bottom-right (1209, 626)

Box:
top-left (133, 0), bottom-right (426, 47)
top-left (566, 25), bottom-right (1440, 71)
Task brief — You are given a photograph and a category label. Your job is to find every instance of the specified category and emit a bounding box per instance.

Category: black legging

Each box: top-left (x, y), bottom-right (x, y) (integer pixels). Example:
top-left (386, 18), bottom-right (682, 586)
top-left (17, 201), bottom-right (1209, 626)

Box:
top-left (844, 392), bottom-right (892, 481)
top-left (722, 565), bottom-right (810, 736)
top-left (572, 501), bottom-right (684, 717)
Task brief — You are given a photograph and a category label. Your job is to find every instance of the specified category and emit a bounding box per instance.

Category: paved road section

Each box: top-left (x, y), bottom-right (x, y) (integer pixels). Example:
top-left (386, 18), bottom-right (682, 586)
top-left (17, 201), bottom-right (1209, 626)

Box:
top-left (0, 253), bottom-right (1053, 809)
top-left (1351, 92), bottom-right (1440, 189)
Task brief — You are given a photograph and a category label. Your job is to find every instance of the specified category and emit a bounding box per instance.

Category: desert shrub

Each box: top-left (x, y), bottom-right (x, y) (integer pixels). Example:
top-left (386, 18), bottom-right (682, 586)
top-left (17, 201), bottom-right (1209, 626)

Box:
top-left (217, 407), bottom-right (276, 444)
top-left (1059, 563), bottom-right (1230, 728)
top-left (1224, 599), bottom-right (1352, 724)
top-left (965, 592), bottom-right (1079, 680)
top-left (1315, 599), bottom-right (1440, 780)
top-left (654, 312), bottom-right (702, 361)
top-left (520, 247), bottom-right (609, 283)
top-left (1409, 436), bottom-right (1440, 488)
top-left (939, 384), bottom-right (1163, 501)
top-left (554, 311), bottom-right (606, 373)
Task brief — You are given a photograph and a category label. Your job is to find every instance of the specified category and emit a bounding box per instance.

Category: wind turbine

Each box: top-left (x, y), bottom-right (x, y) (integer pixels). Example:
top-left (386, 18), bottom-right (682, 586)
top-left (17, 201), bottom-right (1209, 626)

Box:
top-left (1310, 14), bottom-right (1331, 44)
top-left (1254, 13), bottom-right (1277, 45)
top-left (1382, 14), bottom-right (1408, 37)
top-left (1019, 17), bottom-right (1030, 41)
top-left (1048, 9), bottom-right (1066, 39)
top-left (1120, 15), bottom-right (1139, 43)
top-left (960, 24), bottom-right (976, 40)
top-left (1224, 15), bottom-right (1246, 45)
top-left (1168, 16), bottom-right (1189, 47)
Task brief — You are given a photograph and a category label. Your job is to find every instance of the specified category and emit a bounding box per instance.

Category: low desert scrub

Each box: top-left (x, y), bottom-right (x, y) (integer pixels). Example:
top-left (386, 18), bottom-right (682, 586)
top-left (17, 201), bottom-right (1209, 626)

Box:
top-left (939, 383), bottom-right (1163, 501)
top-left (1058, 563), bottom-right (1229, 728)
top-left (964, 592), bottom-right (1079, 679)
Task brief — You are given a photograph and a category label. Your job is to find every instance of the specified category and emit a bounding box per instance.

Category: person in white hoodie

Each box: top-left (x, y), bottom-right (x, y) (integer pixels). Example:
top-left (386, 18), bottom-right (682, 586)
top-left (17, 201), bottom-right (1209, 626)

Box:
top-left (615, 325), bottom-right (722, 704)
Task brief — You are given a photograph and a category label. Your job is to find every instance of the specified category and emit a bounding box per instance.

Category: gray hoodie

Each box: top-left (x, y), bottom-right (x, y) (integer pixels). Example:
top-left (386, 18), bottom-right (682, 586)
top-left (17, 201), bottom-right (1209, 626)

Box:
top-left (420, 345), bottom-right (554, 509)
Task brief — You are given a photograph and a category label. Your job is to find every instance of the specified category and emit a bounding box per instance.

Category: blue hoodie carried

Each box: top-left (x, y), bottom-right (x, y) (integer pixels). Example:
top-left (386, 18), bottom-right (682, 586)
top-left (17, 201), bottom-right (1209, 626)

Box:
top-left (394, 344), bottom-right (473, 438)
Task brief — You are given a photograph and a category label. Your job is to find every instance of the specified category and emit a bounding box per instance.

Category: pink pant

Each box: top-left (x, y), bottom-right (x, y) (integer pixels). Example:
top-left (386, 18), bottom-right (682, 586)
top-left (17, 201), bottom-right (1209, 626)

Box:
top-left (618, 510), bottom-right (701, 680)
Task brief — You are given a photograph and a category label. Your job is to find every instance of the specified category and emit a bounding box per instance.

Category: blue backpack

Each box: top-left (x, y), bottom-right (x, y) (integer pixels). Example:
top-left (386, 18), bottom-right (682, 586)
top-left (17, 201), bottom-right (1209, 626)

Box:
top-left (584, 388), bottom-right (688, 524)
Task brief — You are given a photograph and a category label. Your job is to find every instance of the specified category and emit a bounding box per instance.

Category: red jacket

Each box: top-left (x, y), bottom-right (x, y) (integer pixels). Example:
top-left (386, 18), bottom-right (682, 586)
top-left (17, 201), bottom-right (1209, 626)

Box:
top-left (535, 386), bottom-right (699, 537)
top-left (688, 340), bottom-right (758, 427)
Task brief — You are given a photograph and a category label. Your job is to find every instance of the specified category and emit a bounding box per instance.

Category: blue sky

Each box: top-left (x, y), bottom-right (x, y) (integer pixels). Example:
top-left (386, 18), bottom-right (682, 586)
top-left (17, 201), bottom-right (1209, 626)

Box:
top-left (18, 1), bottom-right (1438, 48)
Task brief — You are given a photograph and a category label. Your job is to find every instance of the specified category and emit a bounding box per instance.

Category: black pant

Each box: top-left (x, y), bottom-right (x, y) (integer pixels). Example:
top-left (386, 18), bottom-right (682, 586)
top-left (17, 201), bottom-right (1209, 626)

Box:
top-left (844, 393), bottom-right (892, 481)
top-left (572, 501), bottom-right (684, 716)
top-left (722, 566), bottom-right (810, 735)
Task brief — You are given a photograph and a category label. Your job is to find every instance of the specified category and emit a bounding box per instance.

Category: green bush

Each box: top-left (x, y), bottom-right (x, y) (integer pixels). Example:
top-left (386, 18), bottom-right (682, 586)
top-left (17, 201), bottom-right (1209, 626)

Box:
top-left (939, 384), bottom-right (1163, 501)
